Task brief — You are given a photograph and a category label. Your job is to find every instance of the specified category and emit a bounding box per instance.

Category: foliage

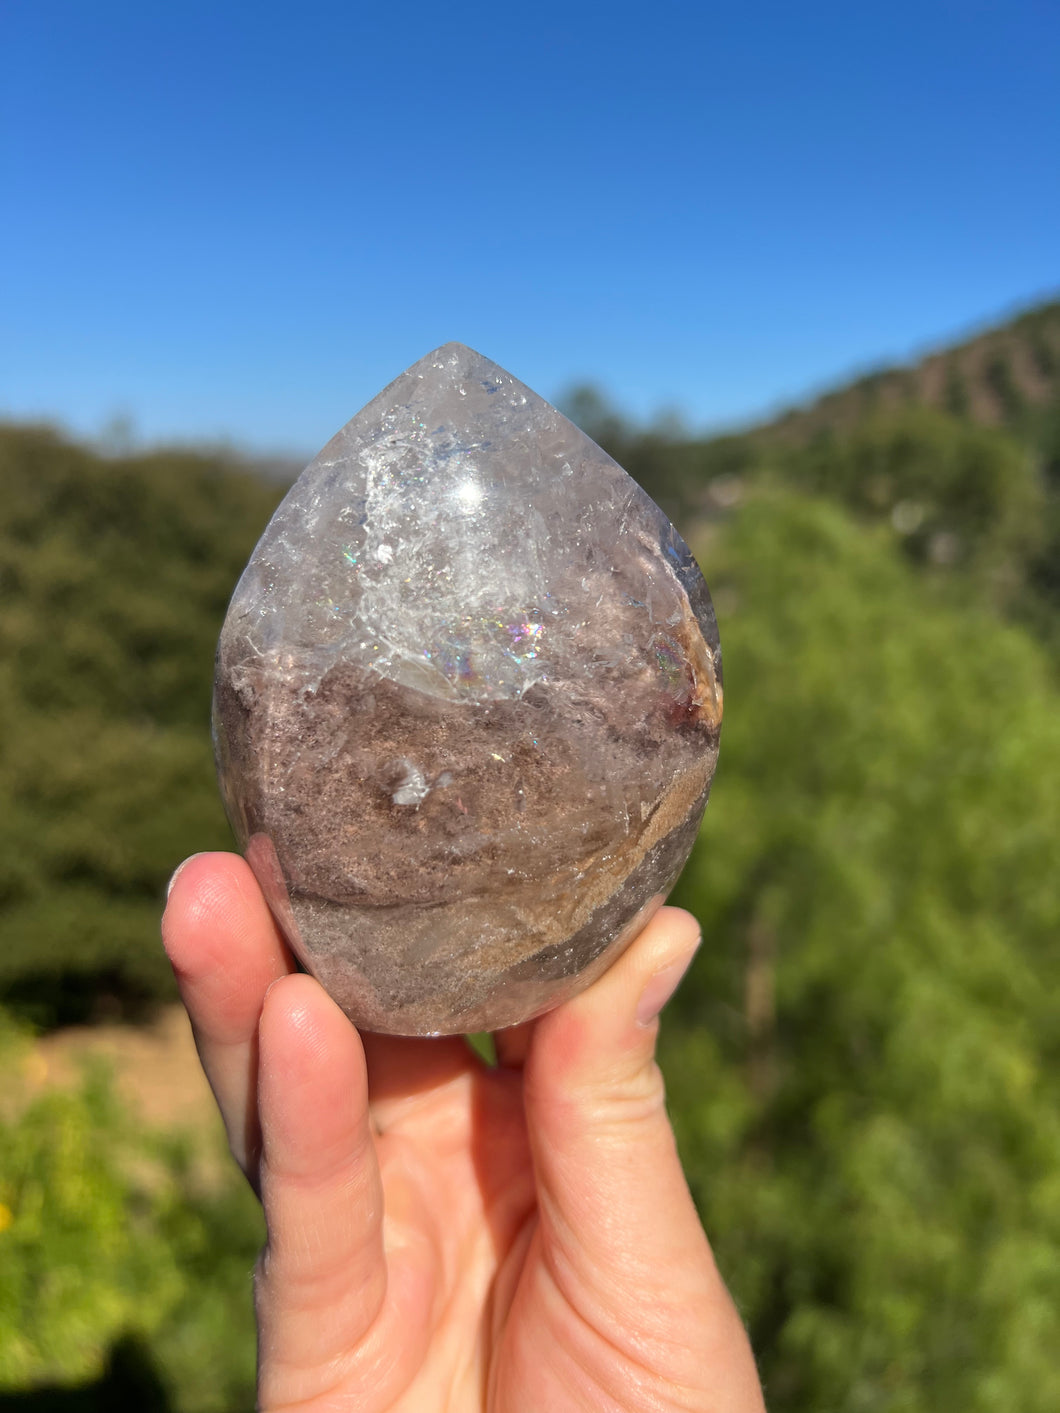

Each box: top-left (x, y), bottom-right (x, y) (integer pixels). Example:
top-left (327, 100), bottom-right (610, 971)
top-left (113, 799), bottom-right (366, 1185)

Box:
top-left (664, 492), bottom-right (1060, 1410)
top-left (561, 383), bottom-right (758, 525)
top-left (2, 298), bottom-right (1059, 1407)
top-left (0, 1015), bottom-right (261, 1411)
top-left (569, 300), bottom-right (1060, 661)
top-left (0, 426), bottom-right (281, 1023)
top-left (768, 408), bottom-right (1044, 593)
top-left (570, 389), bottom-right (1060, 661)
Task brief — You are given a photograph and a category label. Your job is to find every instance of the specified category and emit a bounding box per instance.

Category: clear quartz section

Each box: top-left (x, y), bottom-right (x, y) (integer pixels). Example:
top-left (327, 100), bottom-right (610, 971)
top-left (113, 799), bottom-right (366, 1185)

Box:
top-left (213, 343), bottom-right (722, 1035)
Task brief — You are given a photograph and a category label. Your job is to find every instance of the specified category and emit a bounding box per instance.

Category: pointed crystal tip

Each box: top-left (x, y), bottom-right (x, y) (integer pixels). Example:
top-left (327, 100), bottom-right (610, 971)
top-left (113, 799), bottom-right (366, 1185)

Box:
top-left (213, 345), bottom-right (721, 1034)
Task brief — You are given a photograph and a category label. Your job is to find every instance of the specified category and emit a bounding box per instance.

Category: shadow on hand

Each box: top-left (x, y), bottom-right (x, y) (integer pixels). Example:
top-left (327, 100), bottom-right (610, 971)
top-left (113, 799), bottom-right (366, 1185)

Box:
top-left (0, 1334), bottom-right (172, 1412)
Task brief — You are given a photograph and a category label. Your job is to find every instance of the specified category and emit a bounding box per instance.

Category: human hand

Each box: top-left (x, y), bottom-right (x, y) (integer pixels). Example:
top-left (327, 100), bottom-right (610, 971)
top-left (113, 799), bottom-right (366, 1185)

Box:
top-left (162, 853), bottom-right (765, 1412)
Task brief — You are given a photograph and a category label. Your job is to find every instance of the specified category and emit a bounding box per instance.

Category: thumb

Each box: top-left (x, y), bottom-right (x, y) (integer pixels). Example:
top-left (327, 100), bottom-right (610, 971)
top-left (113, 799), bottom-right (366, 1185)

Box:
top-left (521, 905), bottom-right (762, 1405)
top-left (523, 905), bottom-right (706, 1285)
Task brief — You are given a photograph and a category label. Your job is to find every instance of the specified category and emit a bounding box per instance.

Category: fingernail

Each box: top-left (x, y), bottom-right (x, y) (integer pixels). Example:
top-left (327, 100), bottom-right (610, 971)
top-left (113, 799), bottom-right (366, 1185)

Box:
top-left (636, 949), bottom-right (698, 1028)
top-left (165, 854), bottom-right (205, 901)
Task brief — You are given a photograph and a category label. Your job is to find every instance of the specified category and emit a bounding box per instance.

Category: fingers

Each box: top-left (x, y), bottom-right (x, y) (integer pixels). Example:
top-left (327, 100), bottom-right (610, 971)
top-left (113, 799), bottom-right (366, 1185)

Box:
top-left (253, 974), bottom-right (389, 1398)
top-left (162, 852), bottom-right (295, 1176)
top-left (522, 907), bottom-right (762, 1397)
top-left (360, 1031), bottom-right (478, 1130)
top-left (493, 1021), bottom-right (533, 1069)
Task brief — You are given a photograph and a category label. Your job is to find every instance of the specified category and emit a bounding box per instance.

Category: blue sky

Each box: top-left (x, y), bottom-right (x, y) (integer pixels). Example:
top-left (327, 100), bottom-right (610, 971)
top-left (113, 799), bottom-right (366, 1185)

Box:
top-left (2, 0), bottom-right (1057, 453)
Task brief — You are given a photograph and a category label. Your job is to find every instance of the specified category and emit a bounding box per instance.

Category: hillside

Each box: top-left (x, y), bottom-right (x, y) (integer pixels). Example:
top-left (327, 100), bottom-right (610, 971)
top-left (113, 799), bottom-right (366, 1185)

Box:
top-left (0, 424), bottom-right (284, 1023)
top-left (765, 297), bottom-right (1060, 441)
top-left (570, 296), bottom-right (1060, 659)
top-left (2, 303), bottom-right (1059, 1409)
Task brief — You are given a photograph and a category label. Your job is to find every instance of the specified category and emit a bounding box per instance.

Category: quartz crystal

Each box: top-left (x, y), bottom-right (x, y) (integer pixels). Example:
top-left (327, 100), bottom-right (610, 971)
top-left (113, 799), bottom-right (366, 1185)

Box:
top-left (213, 344), bottom-right (722, 1035)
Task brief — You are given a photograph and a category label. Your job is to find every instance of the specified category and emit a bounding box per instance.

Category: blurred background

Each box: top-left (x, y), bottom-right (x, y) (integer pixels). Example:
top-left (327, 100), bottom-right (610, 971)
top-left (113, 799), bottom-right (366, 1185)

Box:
top-left (1, 1), bottom-right (1058, 1408)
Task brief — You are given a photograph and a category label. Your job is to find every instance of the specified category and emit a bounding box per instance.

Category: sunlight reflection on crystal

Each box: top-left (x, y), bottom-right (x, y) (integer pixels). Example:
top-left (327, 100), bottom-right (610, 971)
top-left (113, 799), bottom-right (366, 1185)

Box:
top-left (455, 478), bottom-right (484, 509)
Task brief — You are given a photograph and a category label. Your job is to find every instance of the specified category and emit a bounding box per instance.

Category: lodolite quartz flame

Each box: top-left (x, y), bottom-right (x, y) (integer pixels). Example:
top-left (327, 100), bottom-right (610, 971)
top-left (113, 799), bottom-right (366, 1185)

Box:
top-left (213, 343), bottom-right (722, 1035)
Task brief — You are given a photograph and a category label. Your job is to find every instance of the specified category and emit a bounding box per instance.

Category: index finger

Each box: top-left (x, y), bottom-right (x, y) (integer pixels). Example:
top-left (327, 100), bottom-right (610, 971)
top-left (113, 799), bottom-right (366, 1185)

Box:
top-left (162, 851), bottom-right (295, 1177)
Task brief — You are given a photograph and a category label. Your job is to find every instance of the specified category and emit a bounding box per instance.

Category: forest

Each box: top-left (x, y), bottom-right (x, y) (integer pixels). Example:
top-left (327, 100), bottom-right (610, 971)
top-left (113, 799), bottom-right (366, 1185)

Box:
top-left (1, 300), bottom-right (1058, 1410)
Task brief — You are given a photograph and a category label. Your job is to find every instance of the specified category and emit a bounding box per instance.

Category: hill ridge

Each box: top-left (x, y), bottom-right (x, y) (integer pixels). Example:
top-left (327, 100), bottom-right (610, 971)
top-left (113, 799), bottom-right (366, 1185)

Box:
top-left (764, 295), bottom-right (1060, 441)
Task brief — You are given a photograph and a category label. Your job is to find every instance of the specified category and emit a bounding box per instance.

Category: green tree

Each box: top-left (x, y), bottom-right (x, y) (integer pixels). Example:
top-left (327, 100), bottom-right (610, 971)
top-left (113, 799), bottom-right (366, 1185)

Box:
top-left (663, 492), bottom-right (1060, 1410)
top-left (2, 416), bottom-right (1057, 1409)
top-left (0, 426), bottom-right (282, 1022)
top-left (771, 408), bottom-right (1045, 598)
top-left (0, 1014), bottom-right (261, 1410)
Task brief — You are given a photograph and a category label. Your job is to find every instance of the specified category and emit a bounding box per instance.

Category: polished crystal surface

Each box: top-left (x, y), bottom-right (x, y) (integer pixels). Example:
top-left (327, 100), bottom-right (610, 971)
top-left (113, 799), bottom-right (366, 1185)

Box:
top-left (213, 344), bottom-right (722, 1034)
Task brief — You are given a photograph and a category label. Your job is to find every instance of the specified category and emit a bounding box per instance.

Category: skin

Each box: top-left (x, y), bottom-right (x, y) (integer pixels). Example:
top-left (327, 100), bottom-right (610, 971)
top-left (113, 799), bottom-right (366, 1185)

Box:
top-left (162, 852), bottom-right (767, 1413)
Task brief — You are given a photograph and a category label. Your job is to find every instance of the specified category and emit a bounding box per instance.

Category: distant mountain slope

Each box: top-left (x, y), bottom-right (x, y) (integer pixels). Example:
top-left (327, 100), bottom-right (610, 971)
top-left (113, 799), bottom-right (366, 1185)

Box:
top-left (567, 297), bottom-right (1060, 661)
top-left (766, 298), bottom-right (1060, 442)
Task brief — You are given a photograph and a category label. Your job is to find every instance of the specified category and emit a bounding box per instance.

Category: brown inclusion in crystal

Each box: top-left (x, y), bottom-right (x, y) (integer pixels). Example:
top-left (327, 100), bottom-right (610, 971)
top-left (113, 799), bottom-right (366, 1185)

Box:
top-left (213, 343), bottom-right (721, 1035)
